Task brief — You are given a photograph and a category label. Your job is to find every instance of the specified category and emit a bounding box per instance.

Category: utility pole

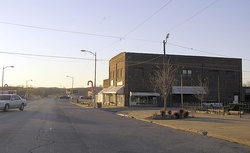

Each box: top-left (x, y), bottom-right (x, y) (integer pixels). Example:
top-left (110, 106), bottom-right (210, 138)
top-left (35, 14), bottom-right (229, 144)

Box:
top-left (217, 74), bottom-right (222, 115)
top-left (181, 74), bottom-right (183, 109)
top-left (163, 33), bottom-right (170, 113)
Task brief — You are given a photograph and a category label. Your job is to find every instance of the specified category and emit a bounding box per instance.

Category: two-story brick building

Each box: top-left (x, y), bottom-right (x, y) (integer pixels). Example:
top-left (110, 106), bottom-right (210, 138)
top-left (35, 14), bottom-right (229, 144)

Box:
top-left (99, 52), bottom-right (242, 107)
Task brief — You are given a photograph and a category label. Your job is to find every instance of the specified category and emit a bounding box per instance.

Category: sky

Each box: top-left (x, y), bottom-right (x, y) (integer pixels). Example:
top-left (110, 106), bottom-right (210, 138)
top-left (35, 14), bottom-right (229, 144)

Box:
top-left (0, 0), bottom-right (250, 88)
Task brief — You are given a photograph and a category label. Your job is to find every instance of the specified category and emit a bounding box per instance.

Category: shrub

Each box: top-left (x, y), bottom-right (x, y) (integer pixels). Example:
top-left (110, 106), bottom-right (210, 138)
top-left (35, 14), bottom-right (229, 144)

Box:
top-left (173, 112), bottom-right (180, 119)
top-left (167, 110), bottom-right (172, 115)
top-left (183, 111), bottom-right (189, 118)
top-left (160, 110), bottom-right (166, 116)
top-left (179, 109), bottom-right (185, 116)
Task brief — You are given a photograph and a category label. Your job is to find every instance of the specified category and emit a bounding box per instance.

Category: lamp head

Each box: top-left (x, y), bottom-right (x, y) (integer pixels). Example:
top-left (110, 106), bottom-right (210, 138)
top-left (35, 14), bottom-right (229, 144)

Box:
top-left (166, 33), bottom-right (170, 39)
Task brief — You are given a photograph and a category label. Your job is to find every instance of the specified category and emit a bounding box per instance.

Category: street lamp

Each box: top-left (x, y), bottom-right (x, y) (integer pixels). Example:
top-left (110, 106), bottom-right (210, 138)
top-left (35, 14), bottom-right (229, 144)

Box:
top-left (81, 50), bottom-right (97, 107)
top-left (2, 66), bottom-right (14, 94)
top-left (67, 75), bottom-right (74, 101)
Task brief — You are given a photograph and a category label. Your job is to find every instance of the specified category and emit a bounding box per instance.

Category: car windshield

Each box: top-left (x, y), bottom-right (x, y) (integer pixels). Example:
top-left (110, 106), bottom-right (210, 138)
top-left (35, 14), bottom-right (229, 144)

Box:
top-left (0, 95), bottom-right (11, 100)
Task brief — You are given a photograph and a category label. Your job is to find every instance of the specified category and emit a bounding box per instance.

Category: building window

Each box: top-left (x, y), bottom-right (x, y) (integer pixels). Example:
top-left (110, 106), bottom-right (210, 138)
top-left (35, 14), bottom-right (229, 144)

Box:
top-left (183, 69), bottom-right (192, 78)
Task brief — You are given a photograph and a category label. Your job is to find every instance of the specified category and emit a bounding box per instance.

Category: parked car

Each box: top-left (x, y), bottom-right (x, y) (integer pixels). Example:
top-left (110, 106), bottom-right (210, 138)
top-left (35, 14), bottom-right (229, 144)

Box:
top-left (203, 100), bottom-right (223, 108)
top-left (77, 96), bottom-right (92, 104)
top-left (59, 95), bottom-right (70, 99)
top-left (0, 94), bottom-right (27, 112)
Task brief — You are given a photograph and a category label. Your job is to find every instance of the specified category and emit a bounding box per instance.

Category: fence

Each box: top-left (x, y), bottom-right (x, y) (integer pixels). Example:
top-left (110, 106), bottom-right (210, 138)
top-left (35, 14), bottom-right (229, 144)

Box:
top-left (182, 102), bottom-right (250, 116)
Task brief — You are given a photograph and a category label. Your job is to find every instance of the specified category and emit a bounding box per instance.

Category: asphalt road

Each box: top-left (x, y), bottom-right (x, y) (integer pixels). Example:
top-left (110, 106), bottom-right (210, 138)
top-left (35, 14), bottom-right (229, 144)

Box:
top-left (0, 98), bottom-right (249, 153)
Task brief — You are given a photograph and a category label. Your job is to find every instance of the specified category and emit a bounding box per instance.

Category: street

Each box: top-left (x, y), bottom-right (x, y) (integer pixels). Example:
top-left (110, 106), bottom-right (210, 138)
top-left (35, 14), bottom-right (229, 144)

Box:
top-left (0, 98), bottom-right (249, 153)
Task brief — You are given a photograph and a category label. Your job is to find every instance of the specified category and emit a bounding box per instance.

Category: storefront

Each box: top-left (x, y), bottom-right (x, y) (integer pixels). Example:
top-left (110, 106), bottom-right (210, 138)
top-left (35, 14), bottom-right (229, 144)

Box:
top-left (98, 86), bottom-right (124, 106)
top-left (129, 92), bottom-right (160, 106)
top-left (171, 86), bottom-right (206, 105)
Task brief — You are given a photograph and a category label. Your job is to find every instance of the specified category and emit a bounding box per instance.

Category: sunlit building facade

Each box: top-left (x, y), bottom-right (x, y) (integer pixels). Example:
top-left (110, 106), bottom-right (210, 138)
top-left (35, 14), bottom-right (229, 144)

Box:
top-left (99, 52), bottom-right (242, 107)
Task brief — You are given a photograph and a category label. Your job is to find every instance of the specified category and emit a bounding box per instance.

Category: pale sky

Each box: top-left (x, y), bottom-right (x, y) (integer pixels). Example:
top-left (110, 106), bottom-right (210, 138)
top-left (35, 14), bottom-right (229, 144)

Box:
top-left (0, 0), bottom-right (250, 88)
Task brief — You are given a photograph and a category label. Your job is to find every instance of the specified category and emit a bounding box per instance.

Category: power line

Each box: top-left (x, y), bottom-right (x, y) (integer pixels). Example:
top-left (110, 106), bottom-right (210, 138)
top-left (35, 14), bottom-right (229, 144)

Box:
top-left (0, 21), bottom-right (121, 39)
top-left (97, 0), bottom-right (220, 51)
top-left (0, 0), bottom-right (218, 40)
top-left (96, 0), bottom-right (173, 51)
top-left (122, 0), bottom-right (173, 39)
top-left (126, 55), bottom-right (162, 67)
top-left (168, 0), bottom-right (220, 32)
top-left (0, 51), bottom-right (108, 61)
top-left (0, 0), bottom-right (249, 63)
top-left (125, 55), bottom-right (250, 73)
top-left (168, 43), bottom-right (250, 62)
top-left (0, 1), bottom-right (224, 56)
top-left (1, 50), bottom-right (249, 73)
top-left (168, 42), bottom-right (225, 56)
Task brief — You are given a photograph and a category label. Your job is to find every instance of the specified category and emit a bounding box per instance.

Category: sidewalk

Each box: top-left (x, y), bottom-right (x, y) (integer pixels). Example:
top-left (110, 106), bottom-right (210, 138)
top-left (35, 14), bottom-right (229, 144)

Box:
top-left (71, 103), bottom-right (250, 147)
top-left (116, 108), bottom-right (250, 147)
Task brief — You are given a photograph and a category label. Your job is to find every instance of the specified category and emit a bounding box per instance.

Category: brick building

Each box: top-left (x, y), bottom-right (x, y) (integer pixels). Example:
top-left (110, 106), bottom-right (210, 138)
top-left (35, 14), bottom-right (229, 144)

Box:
top-left (243, 87), bottom-right (250, 102)
top-left (99, 52), bottom-right (242, 107)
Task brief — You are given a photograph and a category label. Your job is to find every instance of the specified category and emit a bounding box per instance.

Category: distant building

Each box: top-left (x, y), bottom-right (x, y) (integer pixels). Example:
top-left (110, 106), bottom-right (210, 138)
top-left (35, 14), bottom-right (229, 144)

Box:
top-left (99, 52), bottom-right (242, 107)
top-left (243, 87), bottom-right (250, 102)
top-left (0, 90), bottom-right (17, 94)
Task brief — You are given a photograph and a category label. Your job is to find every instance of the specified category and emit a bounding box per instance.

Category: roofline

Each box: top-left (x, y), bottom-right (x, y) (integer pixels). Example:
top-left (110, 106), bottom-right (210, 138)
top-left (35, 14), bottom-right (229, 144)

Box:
top-left (120, 51), bottom-right (242, 61)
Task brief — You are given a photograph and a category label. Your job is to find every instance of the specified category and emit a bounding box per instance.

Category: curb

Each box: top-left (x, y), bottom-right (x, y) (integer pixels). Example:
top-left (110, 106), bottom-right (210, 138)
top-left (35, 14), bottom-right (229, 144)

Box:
top-left (117, 113), bottom-right (250, 147)
top-left (70, 102), bottom-right (250, 147)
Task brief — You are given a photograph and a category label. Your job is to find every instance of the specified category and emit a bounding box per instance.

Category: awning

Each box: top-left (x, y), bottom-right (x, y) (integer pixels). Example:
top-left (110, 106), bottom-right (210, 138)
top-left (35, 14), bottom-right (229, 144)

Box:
top-left (98, 88), bottom-right (107, 94)
top-left (130, 92), bottom-right (160, 96)
top-left (103, 86), bottom-right (124, 94)
top-left (172, 86), bottom-right (206, 94)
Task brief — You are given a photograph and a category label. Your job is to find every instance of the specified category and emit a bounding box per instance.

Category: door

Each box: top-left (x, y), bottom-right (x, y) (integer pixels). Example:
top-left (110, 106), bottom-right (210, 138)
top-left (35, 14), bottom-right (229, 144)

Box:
top-left (10, 95), bottom-right (22, 108)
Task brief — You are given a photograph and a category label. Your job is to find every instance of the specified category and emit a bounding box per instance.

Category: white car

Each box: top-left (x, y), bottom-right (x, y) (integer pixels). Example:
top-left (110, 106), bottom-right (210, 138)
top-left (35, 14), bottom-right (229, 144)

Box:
top-left (0, 94), bottom-right (27, 112)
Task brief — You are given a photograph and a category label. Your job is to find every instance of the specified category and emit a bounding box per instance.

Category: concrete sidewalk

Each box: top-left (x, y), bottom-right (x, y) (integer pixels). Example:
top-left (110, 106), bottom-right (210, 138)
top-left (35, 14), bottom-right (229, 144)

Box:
top-left (71, 103), bottom-right (250, 147)
top-left (115, 108), bottom-right (250, 147)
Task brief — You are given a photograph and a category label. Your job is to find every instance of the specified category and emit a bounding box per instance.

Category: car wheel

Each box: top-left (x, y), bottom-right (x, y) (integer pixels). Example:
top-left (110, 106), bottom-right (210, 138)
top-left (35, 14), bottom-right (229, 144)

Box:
top-left (19, 103), bottom-right (24, 111)
top-left (4, 104), bottom-right (9, 112)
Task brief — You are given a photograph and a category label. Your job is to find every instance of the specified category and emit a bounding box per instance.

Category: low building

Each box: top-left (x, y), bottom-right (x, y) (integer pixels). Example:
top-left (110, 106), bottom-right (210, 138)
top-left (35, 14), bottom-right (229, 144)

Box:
top-left (99, 52), bottom-right (242, 107)
top-left (0, 90), bottom-right (17, 94)
top-left (243, 87), bottom-right (250, 102)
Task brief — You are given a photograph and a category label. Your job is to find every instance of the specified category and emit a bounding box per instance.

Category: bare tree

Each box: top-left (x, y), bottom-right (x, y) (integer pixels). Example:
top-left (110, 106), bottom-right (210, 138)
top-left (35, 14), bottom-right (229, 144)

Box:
top-left (193, 75), bottom-right (209, 110)
top-left (150, 59), bottom-right (178, 113)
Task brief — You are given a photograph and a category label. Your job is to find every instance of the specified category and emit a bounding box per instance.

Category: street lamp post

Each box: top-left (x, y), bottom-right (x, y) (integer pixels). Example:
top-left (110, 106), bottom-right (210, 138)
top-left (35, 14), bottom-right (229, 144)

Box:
top-left (81, 50), bottom-right (97, 107)
top-left (1, 66), bottom-right (14, 94)
top-left (26, 79), bottom-right (33, 88)
top-left (67, 76), bottom-right (74, 101)
top-left (25, 79), bottom-right (32, 99)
